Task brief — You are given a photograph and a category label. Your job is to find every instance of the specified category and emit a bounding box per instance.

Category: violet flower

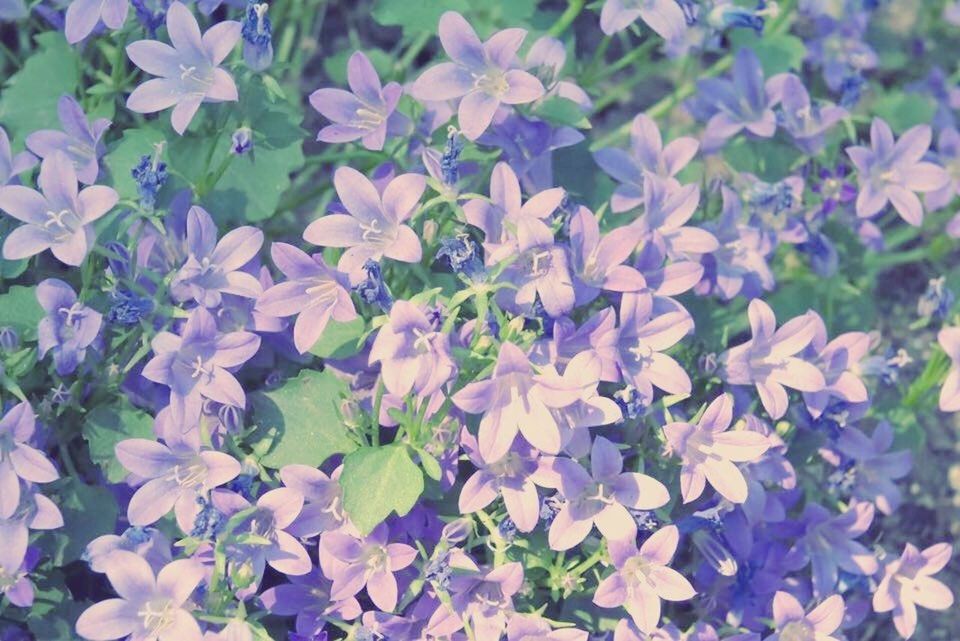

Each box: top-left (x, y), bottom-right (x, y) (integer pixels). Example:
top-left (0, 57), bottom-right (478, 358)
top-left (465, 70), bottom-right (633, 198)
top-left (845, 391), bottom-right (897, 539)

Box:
top-left (426, 558), bottom-right (523, 640)
top-left (567, 205), bottom-right (647, 306)
top-left (0, 151), bottom-right (118, 266)
top-left (411, 11), bottom-right (545, 140)
top-left (369, 300), bottom-right (456, 398)
top-left (766, 591), bottom-right (845, 641)
top-left (279, 464), bottom-right (345, 537)
top-left (593, 525), bottom-right (696, 633)
top-left (629, 174), bottom-right (719, 258)
top-left (227, 487), bottom-right (312, 578)
top-left (719, 299), bottom-right (826, 420)
top-left (829, 421), bottom-right (911, 515)
top-left (170, 205), bottom-right (264, 308)
top-left (319, 523), bottom-right (417, 612)
top-left (114, 438), bottom-right (241, 530)
top-left (801, 316), bottom-right (871, 419)
top-left (0, 546), bottom-right (37, 608)
top-left (0, 402), bottom-right (58, 520)
top-left (310, 51), bottom-right (409, 151)
top-left (75, 551), bottom-right (205, 641)
top-left (0, 126), bottom-right (37, 187)
top-left (663, 393), bottom-right (771, 504)
top-left (259, 569), bottom-right (361, 638)
top-left (141, 306), bottom-right (261, 426)
top-left (255, 242), bottom-right (358, 354)
top-left (845, 119), bottom-right (949, 226)
top-left (507, 615), bottom-right (588, 641)
top-left (452, 341), bottom-right (561, 462)
top-left (524, 35), bottom-right (591, 111)
top-left (25, 95), bottom-right (109, 185)
top-left (547, 436), bottom-right (669, 551)
top-left (937, 325), bottom-right (960, 412)
top-left (65, 0), bottom-right (128, 43)
top-left (771, 74), bottom-right (847, 155)
top-left (873, 542), bottom-right (954, 639)
top-left (925, 127), bottom-right (960, 211)
top-left (593, 113), bottom-right (699, 213)
top-left (37, 278), bottom-right (103, 376)
top-left (303, 166), bottom-right (424, 280)
top-left (599, 0), bottom-right (688, 41)
top-left (125, 1), bottom-right (241, 134)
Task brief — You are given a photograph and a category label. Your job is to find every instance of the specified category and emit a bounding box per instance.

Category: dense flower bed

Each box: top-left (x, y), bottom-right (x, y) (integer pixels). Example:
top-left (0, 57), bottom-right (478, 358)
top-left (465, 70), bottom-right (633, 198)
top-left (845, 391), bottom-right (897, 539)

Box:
top-left (0, 1), bottom-right (958, 640)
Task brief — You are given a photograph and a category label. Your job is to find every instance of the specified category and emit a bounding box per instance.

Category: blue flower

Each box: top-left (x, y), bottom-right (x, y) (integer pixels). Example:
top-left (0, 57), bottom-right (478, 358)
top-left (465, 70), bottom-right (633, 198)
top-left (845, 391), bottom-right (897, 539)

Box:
top-left (241, 1), bottom-right (273, 71)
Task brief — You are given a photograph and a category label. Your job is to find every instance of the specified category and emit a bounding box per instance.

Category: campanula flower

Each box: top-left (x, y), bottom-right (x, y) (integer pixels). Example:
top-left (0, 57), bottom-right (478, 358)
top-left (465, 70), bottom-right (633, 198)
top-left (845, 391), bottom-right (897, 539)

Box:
top-left (784, 501), bottom-right (878, 598)
top-left (772, 74), bottom-right (847, 155)
top-left (224, 488), bottom-right (312, 578)
top-left (36, 278), bottom-right (103, 376)
top-left (353, 258), bottom-right (394, 311)
top-left (240, 0), bottom-right (272, 71)
top-left (303, 166), bottom-right (424, 280)
top-left (767, 591), bottom-right (846, 641)
top-left (593, 525), bottom-right (696, 633)
top-left (75, 551), bottom-right (205, 641)
top-left (84, 527), bottom-right (172, 574)
top-left (937, 325), bottom-right (960, 412)
top-left (567, 205), bottom-right (647, 306)
top-left (916, 276), bottom-right (954, 320)
top-left (663, 394), bottom-right (771, 504)
top-left (0, 151), bottom-right (118, 265)
top-left (524, 35), bottom-right (591, 111)
top-left (827, 421), bottom-right (911, 515)
top-left (593, 113), bottom-right (700, 213)
top-left (846, 119), bottom-right (949, 226)
top-left (0, 402), bottom-right (58, 519)
top-left (369, 300), bottom-right (456, 398)
top-left (873, 542), bottom-right (954, 639)
top-left (425, 557), bottom-right (523, 640)
top-left (0, 0), bottom-right (26, 20)
top-left (255, 242), bottom-right (357, 354)
top-left (125, 2), bottom-right (241, 134)
top-left (25, 95), bottom-right (109, 184)
top-left (719, 299), bottom-right (826, 420)
top-left (693, 48), bottom-right (781, 152)
top-left (0, 126), bottom-right (36, 187)
top-left (547, 436), bottom-right (669, 551)
top-left (493, 215), bottom-right (575, 318)
top-left (170, 205), bottom-right (264, 308)
top-left (411, 11), bottom-right (545, 140)
top-left (0, 546), bottom-right (37, 608)
top-left (131, 143), bottom-right (168, 210)
top-left (629, 174), bottom-right (719, 257)
top-left (279, 464), bottom-right (345, 537)
top-left (452, 341), bottom-right (561, 462)
top-left (319, 523), bottom-right (417, 612)
top-left (259, 569), bottom-right (361, 638)
top-left (310, 51), bottom-right (408, 151)
top-left (925, 127), bottom-right (960, 211)
top-left (507, 615), bottom-right (588, 641)
top-left (65, 0), bottom-right (128, 43)
top-left (114, 437), bottom-right (241, 530)
top-left (141, 306), bottom-right (261, 426)
top-left (800, 315), bottom-right (871, 418)
top-left (599, 0), bottom-right (688, 41)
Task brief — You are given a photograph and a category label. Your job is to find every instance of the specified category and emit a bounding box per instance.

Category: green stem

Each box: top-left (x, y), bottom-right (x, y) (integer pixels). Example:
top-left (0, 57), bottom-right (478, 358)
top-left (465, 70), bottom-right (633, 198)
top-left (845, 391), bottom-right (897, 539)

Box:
top-left (547, 0), bottom-right (585, 37)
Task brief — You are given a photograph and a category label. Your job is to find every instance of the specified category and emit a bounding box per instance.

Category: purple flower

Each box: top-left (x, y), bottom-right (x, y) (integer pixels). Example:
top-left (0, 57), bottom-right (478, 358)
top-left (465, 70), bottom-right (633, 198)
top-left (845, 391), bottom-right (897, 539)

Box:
top-left (629, 174), bottom-right (718, 258)
top-left (801, 317), bottom-right (871, 419)
top-left (320, 523), bottom-right (417, 611)
top-left (599, 0), bottom-right (688, 41)
top-left (614, 292), bottom-right (693, 404)
top-left (25, 95), bottom-right (110, 184)
top-left (279, 464), bottom-right (345, 537)
top-left (36, 278), bottom-right (102, 375)
top-left (547, 436), bottom-right (669, 551)
top-left (141, 306), bottom-right (261, 426)
top-left (259, 569), bottom-right (361, 638)
top-left (114, 437), bottom-right (241, 530)
top-left (170, 205), bottom-right (264, 308)
top-left (426, 557), bottom-right (523, 640)
top-left (771, 74), bottom-right (847, 155)
top-left (507, 615), bottom-right (588, 641)
top-left (75, 551), bottom-right (205, 641)
top-left (0, 546), bottom-right (37, 607)
top-left (255, 242), bottom-right (357, 354)
top-left (719, 299), bottom-right (826, 420)
top-left (228, 487), bottom-right (312, 577)
top-left (593, 113), bottom-right (699, 213)
top-left (524, 36), bottom-right (591, 111)
top-left (370, 300), bottom-right (456, 398)
top-left (494, 216), bottom-right (575, 318)
top-left (663, 393), bottom-right (770, 504)
top-left (828, 421), bottom-right (911, 515)
top-left (0, 151), bottom-right (118, 265)
top-left (0, 126), bottom-right (37, 187)
top-left (458, 434), bottom-right (558, 533)
top-left (84, 527), bottom-right (173, 574)
top-left (568, 205), bottom-right (647, 306)
top-left (937, 326), bottom-right (960, 412)
top-left (873, 542), bottom-right (954, 639)
top-left (766, 591), bottom-right (845, 641)
top-left (784, 501), bottom-right (878, 598)
top-left (452, 341), bottom-right (561, 462)
top-left (694, 48), bottom-right (781, 152)
top-left (0, 402), bottom-right (58, 519)
top-left (310, 51), bottom-right (408, 151)
top-left (593, 525), bottom-right (696, 633)
top-left (925, 127), bottom-right (960, 211)
top-left (303, 167), bottom-right (424, 280)
top-left (125, 2), bottom-right (241, 135)
top-left (411, 11), bottom-right (544, 140)
top-left (846, 119), bottom-right (950, 226)
top-left (65, 0), bottom-right (128, 43)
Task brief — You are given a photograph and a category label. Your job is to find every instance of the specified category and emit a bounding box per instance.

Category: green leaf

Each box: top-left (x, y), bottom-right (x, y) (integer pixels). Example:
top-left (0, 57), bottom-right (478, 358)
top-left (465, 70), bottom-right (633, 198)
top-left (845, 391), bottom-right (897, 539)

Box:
top-left (339, 444), bottom-right (425, 534)
top-left (308, 317), bottom-right (367, 359)
top-left (872, 92), bottom-right (937, 134)
top-left (0, 32), bottom-right (79, 140)
top-left (534, 96), bottom-right (591, 129)
top-left (50, 477), bottom-right (118, 562)
top-left (82, 403), bottom-right (155, 483)
top-left (731, 32), bottom-right (806, 76)
top-left (248, 369), bottom-right (357, 468)
top-left (0, 285), bottom-right (44, 341)
top-left (372, 0), bottom-right (470, 33)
